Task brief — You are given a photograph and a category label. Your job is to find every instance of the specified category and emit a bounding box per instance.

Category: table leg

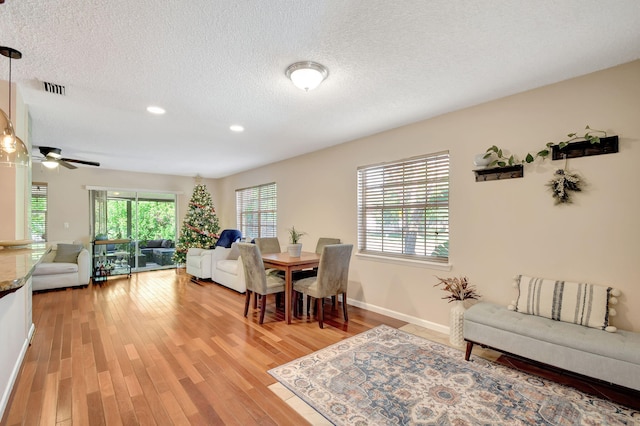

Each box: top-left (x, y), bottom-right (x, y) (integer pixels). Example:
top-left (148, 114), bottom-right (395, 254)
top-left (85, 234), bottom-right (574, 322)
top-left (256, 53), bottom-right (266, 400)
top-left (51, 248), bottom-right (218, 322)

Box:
top-left (285, 267), bottom-right (292, 324)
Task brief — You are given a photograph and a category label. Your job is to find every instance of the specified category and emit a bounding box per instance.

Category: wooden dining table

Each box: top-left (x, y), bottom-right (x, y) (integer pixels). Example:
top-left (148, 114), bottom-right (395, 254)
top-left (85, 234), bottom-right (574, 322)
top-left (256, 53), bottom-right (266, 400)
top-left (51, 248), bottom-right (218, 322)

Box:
top-left (261, 251), bottom-right (321, 324)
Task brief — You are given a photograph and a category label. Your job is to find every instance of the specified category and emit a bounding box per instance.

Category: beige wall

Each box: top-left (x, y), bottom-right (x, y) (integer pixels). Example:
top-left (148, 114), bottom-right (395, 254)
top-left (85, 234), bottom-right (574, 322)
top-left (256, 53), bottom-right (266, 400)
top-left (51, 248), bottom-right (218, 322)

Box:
top-left (217, 60), bottom-right (640, 332)
top-left (30, 60), bottom-right (640, 333)
top-left (31, 166), bottom-right (218, 246)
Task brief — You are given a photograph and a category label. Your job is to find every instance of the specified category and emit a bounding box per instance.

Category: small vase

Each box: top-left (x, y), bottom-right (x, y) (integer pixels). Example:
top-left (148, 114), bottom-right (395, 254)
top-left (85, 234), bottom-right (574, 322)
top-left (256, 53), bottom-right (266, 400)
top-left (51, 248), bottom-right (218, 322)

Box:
top-left (449, 300), bottom-right (466, 347)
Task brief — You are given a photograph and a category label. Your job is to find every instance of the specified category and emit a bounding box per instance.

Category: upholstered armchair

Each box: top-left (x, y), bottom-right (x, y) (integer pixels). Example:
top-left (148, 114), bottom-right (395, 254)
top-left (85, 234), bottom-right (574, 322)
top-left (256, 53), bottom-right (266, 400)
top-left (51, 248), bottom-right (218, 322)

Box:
top-left (293, 244), bottom-right (353, 328)
top-left (186, 247), bottom-right (214, 280)
top-left (186, 229), bottom-right (242, 281)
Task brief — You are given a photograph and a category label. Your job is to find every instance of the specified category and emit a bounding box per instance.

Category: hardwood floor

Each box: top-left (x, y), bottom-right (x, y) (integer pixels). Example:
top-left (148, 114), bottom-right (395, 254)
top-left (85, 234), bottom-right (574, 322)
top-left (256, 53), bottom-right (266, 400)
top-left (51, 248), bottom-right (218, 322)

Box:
top-left (1, 269), bottom-right (406, 425)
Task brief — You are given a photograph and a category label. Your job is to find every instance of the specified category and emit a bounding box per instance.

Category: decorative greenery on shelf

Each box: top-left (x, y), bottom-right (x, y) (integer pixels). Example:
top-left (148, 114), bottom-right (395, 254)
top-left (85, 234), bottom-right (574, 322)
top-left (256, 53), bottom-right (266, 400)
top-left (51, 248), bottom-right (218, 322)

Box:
top-left (288, 226), bottom-right (307, 244)
top-left (434, 276), bottom-right (481, 302)
top-left (483, 125), bottom-right (607, 167)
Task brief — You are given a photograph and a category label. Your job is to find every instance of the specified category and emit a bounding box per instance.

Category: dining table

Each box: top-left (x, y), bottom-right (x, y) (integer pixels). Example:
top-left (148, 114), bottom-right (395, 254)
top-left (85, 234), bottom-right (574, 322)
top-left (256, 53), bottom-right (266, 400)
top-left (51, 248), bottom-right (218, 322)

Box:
top-left (261, 251), bottom-right (321, 324)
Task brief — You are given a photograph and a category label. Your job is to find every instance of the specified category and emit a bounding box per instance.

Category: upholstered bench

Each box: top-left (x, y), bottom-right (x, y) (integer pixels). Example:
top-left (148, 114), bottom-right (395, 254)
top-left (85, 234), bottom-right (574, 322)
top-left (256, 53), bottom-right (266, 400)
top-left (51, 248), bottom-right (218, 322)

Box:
top-left (463, 276), bottom-right (640, 391)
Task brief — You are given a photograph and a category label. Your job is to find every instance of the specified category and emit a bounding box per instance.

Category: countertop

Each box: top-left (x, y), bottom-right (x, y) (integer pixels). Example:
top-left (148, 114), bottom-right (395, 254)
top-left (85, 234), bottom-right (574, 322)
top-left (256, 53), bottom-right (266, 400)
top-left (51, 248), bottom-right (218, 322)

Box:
top-left (0, 244), bottom-right (48, 297)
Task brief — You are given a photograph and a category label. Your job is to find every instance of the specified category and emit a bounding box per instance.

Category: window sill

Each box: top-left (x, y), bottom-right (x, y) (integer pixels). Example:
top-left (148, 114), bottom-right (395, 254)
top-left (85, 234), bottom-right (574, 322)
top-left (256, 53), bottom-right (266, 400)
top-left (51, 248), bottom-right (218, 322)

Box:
top-left (355, 252), bottom-right (452, 271)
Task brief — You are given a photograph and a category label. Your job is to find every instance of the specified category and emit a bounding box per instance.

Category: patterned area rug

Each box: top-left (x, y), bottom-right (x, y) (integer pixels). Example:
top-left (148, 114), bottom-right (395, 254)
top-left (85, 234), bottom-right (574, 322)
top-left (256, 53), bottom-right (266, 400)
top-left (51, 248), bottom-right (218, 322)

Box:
top-left (268, 325), bottom-right (638, 425)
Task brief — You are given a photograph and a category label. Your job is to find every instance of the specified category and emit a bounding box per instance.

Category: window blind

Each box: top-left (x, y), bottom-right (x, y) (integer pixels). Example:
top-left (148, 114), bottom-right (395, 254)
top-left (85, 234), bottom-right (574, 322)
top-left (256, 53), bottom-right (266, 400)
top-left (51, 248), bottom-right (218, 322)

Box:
top-left (236, 182), bottom-right (277, 240)
top-left (31, 183), bottom-right (48, 242)
top-left (357, 152), bottom-right (449, 262)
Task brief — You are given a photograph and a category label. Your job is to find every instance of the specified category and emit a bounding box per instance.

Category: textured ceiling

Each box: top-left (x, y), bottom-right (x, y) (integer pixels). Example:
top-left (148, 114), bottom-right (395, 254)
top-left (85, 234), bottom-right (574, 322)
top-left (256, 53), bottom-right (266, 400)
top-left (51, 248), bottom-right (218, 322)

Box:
top-left (1, 0), bottom-right (639, 178)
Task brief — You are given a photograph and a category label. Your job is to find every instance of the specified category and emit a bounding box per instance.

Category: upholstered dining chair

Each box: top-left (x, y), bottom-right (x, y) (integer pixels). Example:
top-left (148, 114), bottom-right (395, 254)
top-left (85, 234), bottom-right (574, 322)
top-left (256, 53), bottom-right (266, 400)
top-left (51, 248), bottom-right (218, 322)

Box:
top-left (293, 237), bottom-right (342, 282)
top-left (293, 244), bottom-right (353, 328)
top-left (237, 243), bottom-right (285, 324)
top-left (253, 237), bottom-right (281, 254)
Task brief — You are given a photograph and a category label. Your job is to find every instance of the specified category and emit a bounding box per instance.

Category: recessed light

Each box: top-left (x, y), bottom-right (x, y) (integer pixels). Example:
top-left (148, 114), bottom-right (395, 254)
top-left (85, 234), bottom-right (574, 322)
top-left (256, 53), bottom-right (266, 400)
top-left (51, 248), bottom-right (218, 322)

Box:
top-left (147, 106), bottom-right (166, 115)
top-left (230, 125), bottom-right (244, 132)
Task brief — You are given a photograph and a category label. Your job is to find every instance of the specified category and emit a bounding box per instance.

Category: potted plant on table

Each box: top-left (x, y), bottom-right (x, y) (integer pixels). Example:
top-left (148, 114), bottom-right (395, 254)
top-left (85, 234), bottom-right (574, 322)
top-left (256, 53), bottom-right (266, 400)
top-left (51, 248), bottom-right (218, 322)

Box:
top-left (287, 226), bottom-right (306, 257)
top-left (434, 276), bottom-right (481, 347)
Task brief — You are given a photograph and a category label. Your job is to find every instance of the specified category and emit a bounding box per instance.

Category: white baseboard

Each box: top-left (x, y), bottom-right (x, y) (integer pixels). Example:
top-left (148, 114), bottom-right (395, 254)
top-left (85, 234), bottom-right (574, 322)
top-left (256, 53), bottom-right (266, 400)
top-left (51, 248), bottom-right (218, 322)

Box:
top-left (0, 323), bottom-right (35, 420)
top-left (346, 297), bottom-right (449, 335)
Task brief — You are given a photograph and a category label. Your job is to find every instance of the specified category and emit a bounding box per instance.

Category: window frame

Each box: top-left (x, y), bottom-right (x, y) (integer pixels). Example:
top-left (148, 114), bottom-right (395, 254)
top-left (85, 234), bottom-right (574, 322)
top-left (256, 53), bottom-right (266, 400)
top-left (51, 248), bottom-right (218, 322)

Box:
top-left (357, 151), bottom-right (450, 264)
top-left (236, 182), bottom-right (277, 241)
top-left (31, 183), bottom-right (48, 242)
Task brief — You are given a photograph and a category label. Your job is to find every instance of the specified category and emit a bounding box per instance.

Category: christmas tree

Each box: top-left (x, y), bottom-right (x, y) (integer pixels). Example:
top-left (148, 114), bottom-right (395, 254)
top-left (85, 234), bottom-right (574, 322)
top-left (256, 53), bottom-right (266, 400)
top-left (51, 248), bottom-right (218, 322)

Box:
top-left (173, 184), bottom-right (220, 264)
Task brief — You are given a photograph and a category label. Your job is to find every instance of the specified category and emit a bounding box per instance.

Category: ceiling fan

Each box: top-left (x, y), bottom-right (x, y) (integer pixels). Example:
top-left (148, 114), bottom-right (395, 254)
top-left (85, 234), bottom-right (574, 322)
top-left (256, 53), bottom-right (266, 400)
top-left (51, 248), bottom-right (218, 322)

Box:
top-left (35, 146), bottom-right (100, 169)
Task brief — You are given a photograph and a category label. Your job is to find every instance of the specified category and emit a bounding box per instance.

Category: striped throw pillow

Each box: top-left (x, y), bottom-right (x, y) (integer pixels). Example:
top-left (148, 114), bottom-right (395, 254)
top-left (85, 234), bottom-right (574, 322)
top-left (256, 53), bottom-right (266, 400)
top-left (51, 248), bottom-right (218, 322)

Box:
top-left (514, 275), bottom-right (613, 331)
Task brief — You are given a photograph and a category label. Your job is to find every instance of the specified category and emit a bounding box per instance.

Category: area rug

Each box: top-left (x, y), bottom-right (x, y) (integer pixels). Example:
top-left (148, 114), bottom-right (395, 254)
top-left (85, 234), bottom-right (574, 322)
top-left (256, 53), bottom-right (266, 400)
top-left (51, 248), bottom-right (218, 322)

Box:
top-left (268, 325), bottom-right (638, 425)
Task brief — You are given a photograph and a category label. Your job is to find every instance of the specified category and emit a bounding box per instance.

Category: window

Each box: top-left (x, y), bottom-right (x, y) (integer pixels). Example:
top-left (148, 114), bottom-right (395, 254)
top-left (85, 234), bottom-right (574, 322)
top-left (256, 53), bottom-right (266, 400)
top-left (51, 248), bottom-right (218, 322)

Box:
top-left (357, 152), bottom-right (449, 262)
top-left (31, 183), bottom-right (48, 242)
top-left (236, 182), bottom-right (277, 240)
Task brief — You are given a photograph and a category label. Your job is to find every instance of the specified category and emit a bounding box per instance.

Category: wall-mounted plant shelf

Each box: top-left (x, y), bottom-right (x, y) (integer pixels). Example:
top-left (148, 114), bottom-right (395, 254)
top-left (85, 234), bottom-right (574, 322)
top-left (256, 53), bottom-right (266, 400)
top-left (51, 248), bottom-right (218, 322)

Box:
top-left (474, 164), bottom-right (523, 182)
top-left (552, 135), bottom-right (619, 160)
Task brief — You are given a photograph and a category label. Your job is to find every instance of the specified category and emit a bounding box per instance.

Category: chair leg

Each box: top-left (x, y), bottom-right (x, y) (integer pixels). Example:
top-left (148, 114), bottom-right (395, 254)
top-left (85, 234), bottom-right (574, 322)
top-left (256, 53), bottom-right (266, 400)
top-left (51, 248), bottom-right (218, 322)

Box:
top-left (341, 292), bottom-right (349, 322)
top-left (244, 291), bottom-right (252, 317)
top-left (317, 297), bottom-right (324, 329)
top-left (259, 294), bottom-right (267, 324)
top-left (254, 294), bottom-right (259, 309)
top-left (306, 295), bottom-right (312, 316)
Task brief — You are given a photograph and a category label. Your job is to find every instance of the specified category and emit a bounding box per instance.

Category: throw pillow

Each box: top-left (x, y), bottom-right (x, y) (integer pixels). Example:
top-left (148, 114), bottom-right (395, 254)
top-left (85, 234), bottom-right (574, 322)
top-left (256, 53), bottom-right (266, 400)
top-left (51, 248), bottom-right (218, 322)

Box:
top-left (53, 243), bottom-right (83, 263)
top-left (514, 275), bottom-right (614, 331)
top-left (161, 239), bottom-right (172, 248)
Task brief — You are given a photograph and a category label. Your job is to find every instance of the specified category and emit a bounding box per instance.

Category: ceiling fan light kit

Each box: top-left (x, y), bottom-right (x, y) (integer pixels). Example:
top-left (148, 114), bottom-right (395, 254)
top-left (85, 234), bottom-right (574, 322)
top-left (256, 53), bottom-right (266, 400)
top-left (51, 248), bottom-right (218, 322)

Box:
top-left (37, 146), bottom-right (100, 170)
top-left (285, 61), bottom-right (328, 91)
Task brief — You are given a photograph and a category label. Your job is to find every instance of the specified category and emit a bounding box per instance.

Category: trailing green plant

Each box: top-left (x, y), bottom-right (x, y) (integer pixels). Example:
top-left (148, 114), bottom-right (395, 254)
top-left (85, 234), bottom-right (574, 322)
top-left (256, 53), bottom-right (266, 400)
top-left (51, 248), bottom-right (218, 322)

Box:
top-left (483, 125), bottom-right (607, 167)
top-left (288, 226), bottom-right (307, 244)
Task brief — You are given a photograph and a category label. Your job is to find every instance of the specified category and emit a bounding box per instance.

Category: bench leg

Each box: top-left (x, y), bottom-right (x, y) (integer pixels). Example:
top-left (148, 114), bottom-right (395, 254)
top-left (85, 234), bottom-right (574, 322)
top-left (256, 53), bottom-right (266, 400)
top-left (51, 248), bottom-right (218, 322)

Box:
top-left (464, 341), bottom-right (474, 361)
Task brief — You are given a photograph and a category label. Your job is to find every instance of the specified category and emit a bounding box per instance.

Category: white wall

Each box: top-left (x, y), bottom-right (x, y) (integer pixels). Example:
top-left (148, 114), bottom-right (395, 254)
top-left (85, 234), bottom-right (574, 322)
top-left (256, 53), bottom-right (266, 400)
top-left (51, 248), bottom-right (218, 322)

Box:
top-left (217, 60), bottom-right (640, 332)
top-left (30, 167), bottom-right (218, 246)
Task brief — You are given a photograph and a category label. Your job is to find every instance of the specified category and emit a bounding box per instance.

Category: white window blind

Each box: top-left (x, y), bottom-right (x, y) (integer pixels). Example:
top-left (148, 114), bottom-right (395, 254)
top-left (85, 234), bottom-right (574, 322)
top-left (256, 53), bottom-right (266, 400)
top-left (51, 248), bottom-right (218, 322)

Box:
top-left (31, 183), bottom-right (48, 242)
top-left (357, 152), bottom-right (449, 262)
top-left (236, 182), bottom-right (277, 241)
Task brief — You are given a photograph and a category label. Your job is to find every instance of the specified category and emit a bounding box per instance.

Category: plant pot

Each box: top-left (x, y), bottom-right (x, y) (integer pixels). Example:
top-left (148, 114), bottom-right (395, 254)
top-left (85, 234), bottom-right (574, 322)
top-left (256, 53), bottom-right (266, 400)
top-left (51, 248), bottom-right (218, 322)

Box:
top-left (449, 300), bottom-right (466, 347)
top-left (287, 243), bottom-right (302, 257)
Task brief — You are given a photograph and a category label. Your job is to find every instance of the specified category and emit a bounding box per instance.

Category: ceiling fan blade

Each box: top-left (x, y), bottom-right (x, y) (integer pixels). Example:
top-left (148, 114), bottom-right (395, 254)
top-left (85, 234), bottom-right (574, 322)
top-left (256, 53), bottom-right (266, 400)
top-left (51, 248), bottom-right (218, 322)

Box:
top-left (61, 157), bottom-right (100, 167)
top-left (58, 159), bottom-right (78, 169)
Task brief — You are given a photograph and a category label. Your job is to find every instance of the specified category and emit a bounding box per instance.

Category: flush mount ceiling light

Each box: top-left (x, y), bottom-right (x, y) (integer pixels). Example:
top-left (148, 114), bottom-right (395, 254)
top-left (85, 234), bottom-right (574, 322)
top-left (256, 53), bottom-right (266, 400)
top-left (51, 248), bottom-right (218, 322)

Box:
top-left (0, 46), bottom-right (22, 155)
top-left (285, 61), bottom-right (328, 91)
top-left (229, 125), bottom-right (244, 132)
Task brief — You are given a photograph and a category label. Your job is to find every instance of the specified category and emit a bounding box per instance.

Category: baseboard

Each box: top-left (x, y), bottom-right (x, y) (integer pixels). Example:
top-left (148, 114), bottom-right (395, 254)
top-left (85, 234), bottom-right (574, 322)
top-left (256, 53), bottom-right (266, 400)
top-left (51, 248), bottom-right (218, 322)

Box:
top-left (0, 323), bottom-right (35, 420)
top-left (346, 297), bottom-right (449, 335)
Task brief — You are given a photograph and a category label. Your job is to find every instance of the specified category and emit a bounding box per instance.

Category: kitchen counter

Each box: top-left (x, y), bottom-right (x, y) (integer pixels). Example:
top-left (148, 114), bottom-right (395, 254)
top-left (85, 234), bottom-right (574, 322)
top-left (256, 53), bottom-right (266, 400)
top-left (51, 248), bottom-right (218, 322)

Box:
top-left (0, 244), bottom-right (47, 297)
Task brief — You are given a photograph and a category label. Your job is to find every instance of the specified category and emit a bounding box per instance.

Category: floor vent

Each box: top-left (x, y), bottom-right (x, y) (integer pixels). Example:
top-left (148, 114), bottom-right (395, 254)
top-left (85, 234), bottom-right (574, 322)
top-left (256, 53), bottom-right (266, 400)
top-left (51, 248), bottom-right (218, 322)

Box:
top-left (43, 81), bottom-right (66, 96)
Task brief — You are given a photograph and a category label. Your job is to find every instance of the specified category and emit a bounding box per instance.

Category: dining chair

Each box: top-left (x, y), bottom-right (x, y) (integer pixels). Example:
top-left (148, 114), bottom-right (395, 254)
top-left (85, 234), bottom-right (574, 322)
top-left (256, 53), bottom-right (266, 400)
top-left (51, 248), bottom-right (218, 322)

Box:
top-left (253, 237), bottom-right (281, 254)
top-left (237, 242), bottom-right (285, 324)
top-left (293, 244), bottom-right (353, 328)
top-left (293, 237), bottom-right (341, 282)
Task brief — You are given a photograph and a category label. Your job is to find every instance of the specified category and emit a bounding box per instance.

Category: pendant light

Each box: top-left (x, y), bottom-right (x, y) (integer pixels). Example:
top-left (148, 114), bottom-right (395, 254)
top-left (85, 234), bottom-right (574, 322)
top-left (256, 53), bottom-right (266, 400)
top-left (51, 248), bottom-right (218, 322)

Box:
top-left (1, 46), bottom-right (22, 155)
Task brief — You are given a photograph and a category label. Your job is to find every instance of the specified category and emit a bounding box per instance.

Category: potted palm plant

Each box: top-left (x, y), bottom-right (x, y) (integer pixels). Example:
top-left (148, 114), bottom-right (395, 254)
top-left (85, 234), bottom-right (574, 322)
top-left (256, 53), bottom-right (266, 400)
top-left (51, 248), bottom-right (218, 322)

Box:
top-left (287, 226), bottom-right (306, 257)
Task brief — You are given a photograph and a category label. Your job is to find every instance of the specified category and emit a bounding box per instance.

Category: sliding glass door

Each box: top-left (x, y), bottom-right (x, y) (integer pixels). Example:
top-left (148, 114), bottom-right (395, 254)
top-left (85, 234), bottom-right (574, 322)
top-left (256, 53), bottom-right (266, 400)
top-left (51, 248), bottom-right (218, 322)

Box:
top-left (91, 189), bottom-right (177, 272)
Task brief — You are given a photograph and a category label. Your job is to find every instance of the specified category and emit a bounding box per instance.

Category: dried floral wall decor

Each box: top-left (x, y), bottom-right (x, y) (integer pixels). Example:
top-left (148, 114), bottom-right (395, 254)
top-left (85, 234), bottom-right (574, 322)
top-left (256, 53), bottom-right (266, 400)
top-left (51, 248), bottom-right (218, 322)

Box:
top-left (548, 168), bottom-right (582, 204)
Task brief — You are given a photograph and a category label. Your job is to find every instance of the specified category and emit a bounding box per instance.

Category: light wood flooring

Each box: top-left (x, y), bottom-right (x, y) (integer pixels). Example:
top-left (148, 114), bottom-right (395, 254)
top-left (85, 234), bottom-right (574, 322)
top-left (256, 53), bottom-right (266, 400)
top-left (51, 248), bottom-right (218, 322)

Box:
top-left (3, 269), bottom-right (638, 425)
top-left (1, 269), bottom-right (406, 425)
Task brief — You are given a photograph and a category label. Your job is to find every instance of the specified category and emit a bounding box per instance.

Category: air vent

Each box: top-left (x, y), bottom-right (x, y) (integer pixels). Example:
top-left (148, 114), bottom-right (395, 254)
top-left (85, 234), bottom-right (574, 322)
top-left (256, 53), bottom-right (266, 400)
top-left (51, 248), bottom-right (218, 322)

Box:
top-left (43, 81), bottom-right (66, 96)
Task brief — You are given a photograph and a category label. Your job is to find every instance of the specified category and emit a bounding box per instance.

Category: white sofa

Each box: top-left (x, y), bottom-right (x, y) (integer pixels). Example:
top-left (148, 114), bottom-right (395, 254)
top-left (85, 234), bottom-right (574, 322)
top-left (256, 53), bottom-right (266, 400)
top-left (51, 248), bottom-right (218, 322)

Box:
top-left (32, 242), bottom-right (91, 291)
